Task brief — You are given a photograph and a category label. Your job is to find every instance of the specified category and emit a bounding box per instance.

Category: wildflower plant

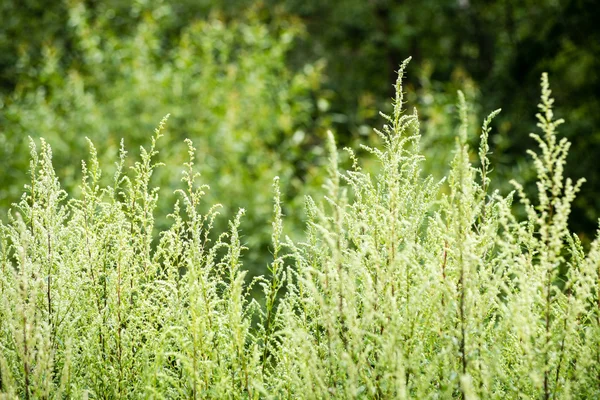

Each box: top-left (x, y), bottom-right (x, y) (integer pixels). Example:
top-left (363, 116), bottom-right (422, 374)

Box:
top-left (1, 59), bottom-right (599, 398)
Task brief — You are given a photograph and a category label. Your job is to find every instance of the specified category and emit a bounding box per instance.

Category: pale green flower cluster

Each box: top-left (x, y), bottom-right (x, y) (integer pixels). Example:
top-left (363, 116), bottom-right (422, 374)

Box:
top-left (1, 60), bottom-right (598, 399)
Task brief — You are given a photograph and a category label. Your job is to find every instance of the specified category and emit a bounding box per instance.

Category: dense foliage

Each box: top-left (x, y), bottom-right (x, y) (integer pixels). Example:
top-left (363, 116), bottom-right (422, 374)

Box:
top-left (0, 2), bottom-right (326, 277)
top-left (273, 0), bottom-right (600, 236)
top-left (1, 63), bottom-right (599, 398)
top-left (3, 1), bottom-right (600, 274)
top-left (3, 0), bottom-right (599, 238)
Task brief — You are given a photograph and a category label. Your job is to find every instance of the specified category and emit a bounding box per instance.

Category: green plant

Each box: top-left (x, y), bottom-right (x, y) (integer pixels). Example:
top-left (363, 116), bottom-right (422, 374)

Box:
top-left (0, 1), bottom-right (325, 281)
top-left (1, 60), bottom-right (599, 398)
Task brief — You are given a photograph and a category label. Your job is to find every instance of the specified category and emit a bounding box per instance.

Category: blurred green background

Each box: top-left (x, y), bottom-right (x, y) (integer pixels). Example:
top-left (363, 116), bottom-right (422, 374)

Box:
top-left (1, 0), bottom-right (599, 278)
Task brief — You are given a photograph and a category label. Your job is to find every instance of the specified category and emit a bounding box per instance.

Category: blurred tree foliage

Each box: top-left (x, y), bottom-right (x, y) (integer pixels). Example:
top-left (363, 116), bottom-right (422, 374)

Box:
top-left (1, 0), bottom-right (599, 275)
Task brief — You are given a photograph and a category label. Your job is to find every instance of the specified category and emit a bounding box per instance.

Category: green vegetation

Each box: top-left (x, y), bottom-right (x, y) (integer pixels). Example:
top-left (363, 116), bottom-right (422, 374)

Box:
top-left (1, 1), bottom-right (599, 397)
top-left (276, 0), bottom-right (600, 237)
top-left (0, 3), bottom-right (327, 281)
top-left (1, 60), bottom-right (599, 398)
top-left (3, 0), bottom-right (599, 276)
